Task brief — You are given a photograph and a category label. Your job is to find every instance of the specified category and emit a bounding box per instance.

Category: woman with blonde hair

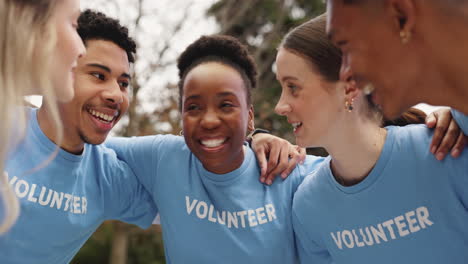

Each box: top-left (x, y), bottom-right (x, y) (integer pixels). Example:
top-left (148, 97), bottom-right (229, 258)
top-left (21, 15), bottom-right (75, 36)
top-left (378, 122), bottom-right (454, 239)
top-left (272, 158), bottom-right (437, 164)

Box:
top-left (0, 0), bottom-right (85, 233)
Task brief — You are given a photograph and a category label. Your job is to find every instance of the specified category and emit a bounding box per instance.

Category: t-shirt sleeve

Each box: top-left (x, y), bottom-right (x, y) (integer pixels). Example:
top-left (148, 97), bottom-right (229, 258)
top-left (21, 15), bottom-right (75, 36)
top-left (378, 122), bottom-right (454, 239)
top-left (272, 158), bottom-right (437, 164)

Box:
top-left (452, 149), bottom-right (468, 209)
top-left (105, 159), bottom-right (158, 229)
top-left (451, 109), bottom-right (468, 135)
top-left (293, 210), bottom-right (333, 264)
top-left (105, 136), bottom-right (162, 193)
top-left (297, 155), bottom-right (326, 183)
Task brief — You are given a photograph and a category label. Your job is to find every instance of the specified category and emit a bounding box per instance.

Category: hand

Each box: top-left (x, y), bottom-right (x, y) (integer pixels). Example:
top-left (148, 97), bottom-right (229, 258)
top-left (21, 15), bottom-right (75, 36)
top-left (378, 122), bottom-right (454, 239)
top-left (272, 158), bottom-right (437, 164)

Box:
top-left (251, 133), bottom-right (306, 185)
top-left (426, 108), bottom-right (467, 160)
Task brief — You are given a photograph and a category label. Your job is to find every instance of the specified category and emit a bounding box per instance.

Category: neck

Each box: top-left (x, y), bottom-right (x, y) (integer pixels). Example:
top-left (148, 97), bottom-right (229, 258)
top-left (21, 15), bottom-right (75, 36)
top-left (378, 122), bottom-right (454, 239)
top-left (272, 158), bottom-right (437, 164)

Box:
top-left (324, 115), bottom-right (387, 186)
top-left (37, 105), bottom-right (84, 155)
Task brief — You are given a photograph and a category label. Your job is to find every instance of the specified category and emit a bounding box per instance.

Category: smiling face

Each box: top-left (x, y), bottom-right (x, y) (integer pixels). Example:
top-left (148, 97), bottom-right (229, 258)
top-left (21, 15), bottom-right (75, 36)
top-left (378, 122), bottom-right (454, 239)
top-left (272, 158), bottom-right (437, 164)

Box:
top-left (275, 48), bottom-right (343, 148)
top-left (58, 39), bottom-right (130, 146)
top-left (181, 62), bottom-right (254, 174)
top-left (327, 0), bottom-right (423, 119)
top-left (49, 0), bottom-right (85, 102)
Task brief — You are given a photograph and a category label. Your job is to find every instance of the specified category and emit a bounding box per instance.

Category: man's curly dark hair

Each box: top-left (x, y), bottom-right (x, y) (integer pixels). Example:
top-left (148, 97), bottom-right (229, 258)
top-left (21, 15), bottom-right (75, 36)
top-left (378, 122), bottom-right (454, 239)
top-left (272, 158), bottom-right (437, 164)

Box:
top-left (177, 35), bottom-right (258, 108)
top-left (78, 9), bottom-right (136, 63)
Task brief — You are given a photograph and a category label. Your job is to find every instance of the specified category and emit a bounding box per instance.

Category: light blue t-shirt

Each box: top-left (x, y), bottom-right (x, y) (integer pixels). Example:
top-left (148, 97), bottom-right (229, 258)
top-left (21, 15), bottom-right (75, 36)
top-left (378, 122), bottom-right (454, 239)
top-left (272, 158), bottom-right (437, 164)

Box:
top-left (0, 108), bottom-right (158, 264)
top-left (452, 109), bottom-right (468, 135)
top-left (292, 125), bottom-right (468, 264)
top-left (106, 135), bottom-right (324, 264)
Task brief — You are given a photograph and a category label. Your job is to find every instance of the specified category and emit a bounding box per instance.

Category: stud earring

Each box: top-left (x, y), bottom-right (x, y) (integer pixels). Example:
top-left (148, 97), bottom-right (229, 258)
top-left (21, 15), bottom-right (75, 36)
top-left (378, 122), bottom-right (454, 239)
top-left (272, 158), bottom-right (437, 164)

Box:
top-left (345, 98), bottom-right (354, 112)
top-left (400, 30), bottom-right (412, 44)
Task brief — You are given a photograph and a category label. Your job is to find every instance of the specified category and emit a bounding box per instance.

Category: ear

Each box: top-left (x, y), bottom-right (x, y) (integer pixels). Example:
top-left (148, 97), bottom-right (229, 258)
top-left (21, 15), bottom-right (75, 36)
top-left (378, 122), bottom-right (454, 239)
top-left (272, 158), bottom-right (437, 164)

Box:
top-left (247, 105), bottom-right (255, 133)
top-left (386, 0), bottom-right (416, 33)
top-left (343, 75), bottom-right (360, 101)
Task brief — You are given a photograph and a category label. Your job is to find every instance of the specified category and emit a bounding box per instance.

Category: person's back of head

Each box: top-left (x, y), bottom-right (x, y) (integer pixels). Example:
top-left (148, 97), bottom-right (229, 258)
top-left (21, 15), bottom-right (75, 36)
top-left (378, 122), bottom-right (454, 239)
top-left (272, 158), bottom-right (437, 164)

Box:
top-left (0, 0), bottom-right (59, 234)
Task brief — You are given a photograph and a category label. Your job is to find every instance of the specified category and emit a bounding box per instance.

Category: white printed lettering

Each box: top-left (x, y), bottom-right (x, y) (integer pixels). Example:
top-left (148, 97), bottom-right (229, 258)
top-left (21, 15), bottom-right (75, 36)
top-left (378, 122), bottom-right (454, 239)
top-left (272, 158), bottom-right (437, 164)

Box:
top-left (185, 196), bottom-right (197, 215)
top-left (416, 206), bottom-right (433, 229)
top-left (342, 230), bottom-right (354, 248)
top-left (248, 209), bottom-right (258, 227)
top-left (196, 201), bottom-right (208, 219)
top-left (394, 215), bottom-right (409, 237)
top-left (27, 184), bottom-right (38, 203)
top-left (331, 232), bottom-right (343, 250)
top-left (266, 204), bottom-right (277, 221)
top-left (256, 207), bottom-right (267, 225)
top-left (208, 204), bottom-right (217, 223)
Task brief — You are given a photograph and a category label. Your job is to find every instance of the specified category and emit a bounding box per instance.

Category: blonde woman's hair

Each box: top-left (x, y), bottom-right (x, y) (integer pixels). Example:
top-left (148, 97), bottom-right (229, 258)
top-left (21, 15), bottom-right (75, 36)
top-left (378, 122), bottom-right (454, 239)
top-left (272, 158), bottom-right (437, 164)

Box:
top-left (0, 0), bottom-right (64, 234)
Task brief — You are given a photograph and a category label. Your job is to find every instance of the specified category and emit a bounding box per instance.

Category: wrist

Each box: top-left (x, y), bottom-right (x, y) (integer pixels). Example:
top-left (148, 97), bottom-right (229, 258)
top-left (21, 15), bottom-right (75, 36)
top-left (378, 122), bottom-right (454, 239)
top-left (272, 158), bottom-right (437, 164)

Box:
top-left (246, 128), bottom-right (271, 147)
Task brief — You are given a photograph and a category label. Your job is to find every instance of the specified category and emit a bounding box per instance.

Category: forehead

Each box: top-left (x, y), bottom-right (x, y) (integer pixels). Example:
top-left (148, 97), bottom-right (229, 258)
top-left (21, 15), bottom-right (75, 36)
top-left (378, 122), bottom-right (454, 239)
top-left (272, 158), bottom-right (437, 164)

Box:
top-left (183, 62), bottom-right (246, 96)
top-left (80, 39), bottom-right (130, 73)
top-left (276, 48), bottom-right (318, 79)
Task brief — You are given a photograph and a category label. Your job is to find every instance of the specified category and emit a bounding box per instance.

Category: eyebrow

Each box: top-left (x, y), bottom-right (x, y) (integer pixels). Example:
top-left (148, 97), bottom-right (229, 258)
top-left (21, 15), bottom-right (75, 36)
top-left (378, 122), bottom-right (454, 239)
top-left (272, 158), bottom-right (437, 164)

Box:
top-left (184, 91), bottom-right (238, 102)
top-left (86, 63), bottom-right (132, 80)
top-left (280, 76), bottom-right (299, 82)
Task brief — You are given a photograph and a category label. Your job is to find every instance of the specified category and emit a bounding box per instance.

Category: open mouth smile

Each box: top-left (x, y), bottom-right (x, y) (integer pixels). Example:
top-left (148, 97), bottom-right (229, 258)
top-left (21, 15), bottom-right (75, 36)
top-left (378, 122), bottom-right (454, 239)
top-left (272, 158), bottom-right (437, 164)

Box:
top-left (199, 138), bottom-right (228, 152)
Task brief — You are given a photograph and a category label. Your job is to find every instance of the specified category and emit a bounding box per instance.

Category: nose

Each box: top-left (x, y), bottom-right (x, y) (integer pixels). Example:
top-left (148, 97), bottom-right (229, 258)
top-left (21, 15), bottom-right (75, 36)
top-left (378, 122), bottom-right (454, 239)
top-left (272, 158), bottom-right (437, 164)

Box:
top-left (200, 108), bottom-right (221, 129)
top-left (274, 94), bottom-right (291, 116)
top-left (102, 82), bottom-right (124, 104)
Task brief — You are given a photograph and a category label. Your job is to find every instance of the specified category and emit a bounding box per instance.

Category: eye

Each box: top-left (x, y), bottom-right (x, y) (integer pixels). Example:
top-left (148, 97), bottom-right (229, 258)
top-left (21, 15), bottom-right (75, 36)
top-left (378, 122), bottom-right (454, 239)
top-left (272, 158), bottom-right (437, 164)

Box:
top-left (220, 102), bottom-right (234, 108)
top-left (118, 81), bottom-right (129, 89)
top-left (185, 104), bottom-right (200, 111)
top-left (287, 83), bottom-right (299, 93)
top-left (91, 72), bottom-right (105, 81)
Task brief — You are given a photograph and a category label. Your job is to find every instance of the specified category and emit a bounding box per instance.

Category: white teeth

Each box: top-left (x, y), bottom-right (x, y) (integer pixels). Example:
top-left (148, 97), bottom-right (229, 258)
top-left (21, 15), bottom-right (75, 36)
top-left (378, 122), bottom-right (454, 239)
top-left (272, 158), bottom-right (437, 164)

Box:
top-left (292, 122), bottom-right (302, 129)
top-left (363, 83), bottom-right (375, 95)
top-left (201, 139), bottom-right (226, 148)
top-left (88, 109), bottom-right (116, 122)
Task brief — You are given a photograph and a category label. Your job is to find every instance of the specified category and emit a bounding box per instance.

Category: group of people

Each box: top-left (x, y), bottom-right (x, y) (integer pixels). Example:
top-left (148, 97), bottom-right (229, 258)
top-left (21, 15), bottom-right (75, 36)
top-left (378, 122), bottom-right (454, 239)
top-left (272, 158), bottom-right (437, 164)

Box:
top-left (1, 0), bottom-right (468, 263)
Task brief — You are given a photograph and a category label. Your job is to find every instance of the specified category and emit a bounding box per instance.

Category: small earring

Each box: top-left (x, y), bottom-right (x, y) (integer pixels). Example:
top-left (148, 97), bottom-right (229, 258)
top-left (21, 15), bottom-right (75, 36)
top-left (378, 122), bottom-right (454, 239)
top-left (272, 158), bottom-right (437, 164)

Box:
top-left (179, 130), bottom-right (184, 136)
top-left (400, 30), bottom-right (412, 44)
top-left (344, 98), bottom-right (354, 112)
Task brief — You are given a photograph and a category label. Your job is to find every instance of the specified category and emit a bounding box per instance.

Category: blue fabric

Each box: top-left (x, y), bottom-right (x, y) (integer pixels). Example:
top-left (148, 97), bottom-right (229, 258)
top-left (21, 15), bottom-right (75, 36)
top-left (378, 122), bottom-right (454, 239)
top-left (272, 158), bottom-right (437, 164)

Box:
top-left (0, 108), bottom-right (157, 264)
top-left (452, 109), bottom-right (468, 135)
top-left (292, 125), bottom-right (468, 264)
top-left (0, 190), bottom-right (4, 231)
top-left (106, 135), bottom-right (324, 264)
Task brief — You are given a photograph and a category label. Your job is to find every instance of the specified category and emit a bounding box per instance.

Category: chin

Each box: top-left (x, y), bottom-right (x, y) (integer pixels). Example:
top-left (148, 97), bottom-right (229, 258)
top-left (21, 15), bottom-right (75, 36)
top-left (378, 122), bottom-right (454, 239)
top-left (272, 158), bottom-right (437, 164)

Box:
top-left (81, 133), bottom-right (107, 146)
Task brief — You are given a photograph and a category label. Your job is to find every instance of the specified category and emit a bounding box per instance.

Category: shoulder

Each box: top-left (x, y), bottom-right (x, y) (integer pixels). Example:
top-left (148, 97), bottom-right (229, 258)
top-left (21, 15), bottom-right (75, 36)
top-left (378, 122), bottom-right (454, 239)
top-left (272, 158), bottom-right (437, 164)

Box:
top-left (386, 124), bottom-right (432, 152)
top-left (293, 158), bottom-right (332, 209)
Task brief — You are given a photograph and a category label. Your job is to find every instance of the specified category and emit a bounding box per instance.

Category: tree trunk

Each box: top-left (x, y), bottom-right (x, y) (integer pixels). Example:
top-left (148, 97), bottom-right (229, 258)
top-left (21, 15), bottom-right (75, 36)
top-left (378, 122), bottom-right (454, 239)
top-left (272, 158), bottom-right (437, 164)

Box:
top-left (109, 221), bottom-right (129, 264)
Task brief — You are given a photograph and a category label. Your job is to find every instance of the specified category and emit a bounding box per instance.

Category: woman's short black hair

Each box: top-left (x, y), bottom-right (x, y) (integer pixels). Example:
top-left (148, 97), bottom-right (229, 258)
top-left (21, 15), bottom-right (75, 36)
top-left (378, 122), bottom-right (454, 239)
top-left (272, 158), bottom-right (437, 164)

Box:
top-left (177, 35), bottom-right (258, 108)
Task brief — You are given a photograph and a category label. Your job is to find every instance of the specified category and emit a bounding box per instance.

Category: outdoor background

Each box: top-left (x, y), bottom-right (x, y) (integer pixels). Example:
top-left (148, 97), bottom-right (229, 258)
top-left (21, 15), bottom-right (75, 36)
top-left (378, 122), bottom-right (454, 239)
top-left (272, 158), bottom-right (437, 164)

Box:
top-left (70, 1), bottom-right (435, 263)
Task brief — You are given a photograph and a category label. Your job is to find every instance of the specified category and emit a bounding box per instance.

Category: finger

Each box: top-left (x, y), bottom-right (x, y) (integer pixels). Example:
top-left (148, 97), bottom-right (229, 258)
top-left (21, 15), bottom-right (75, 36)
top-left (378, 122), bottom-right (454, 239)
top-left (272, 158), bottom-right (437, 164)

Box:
top-left (265, 141), bottom-right (281, 175)
top-left (285, 146), bottom-right (301, 166)
top-left (434, 120), bottom-right (459, 161)
top-left (430, 112), bottom-right (451, 154)
top-left (280, 158), bottom-right (299, 181)
top-left (451, 133), bottom-right (467, 158)
top-left (266, 143), bottom-right (290, 185)
top-left (297, 146), bottom-right (306, 164)
top-left (425, 112), bottom-right (437, 128)
top-left (253, 146), bottom-right (268, 183)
